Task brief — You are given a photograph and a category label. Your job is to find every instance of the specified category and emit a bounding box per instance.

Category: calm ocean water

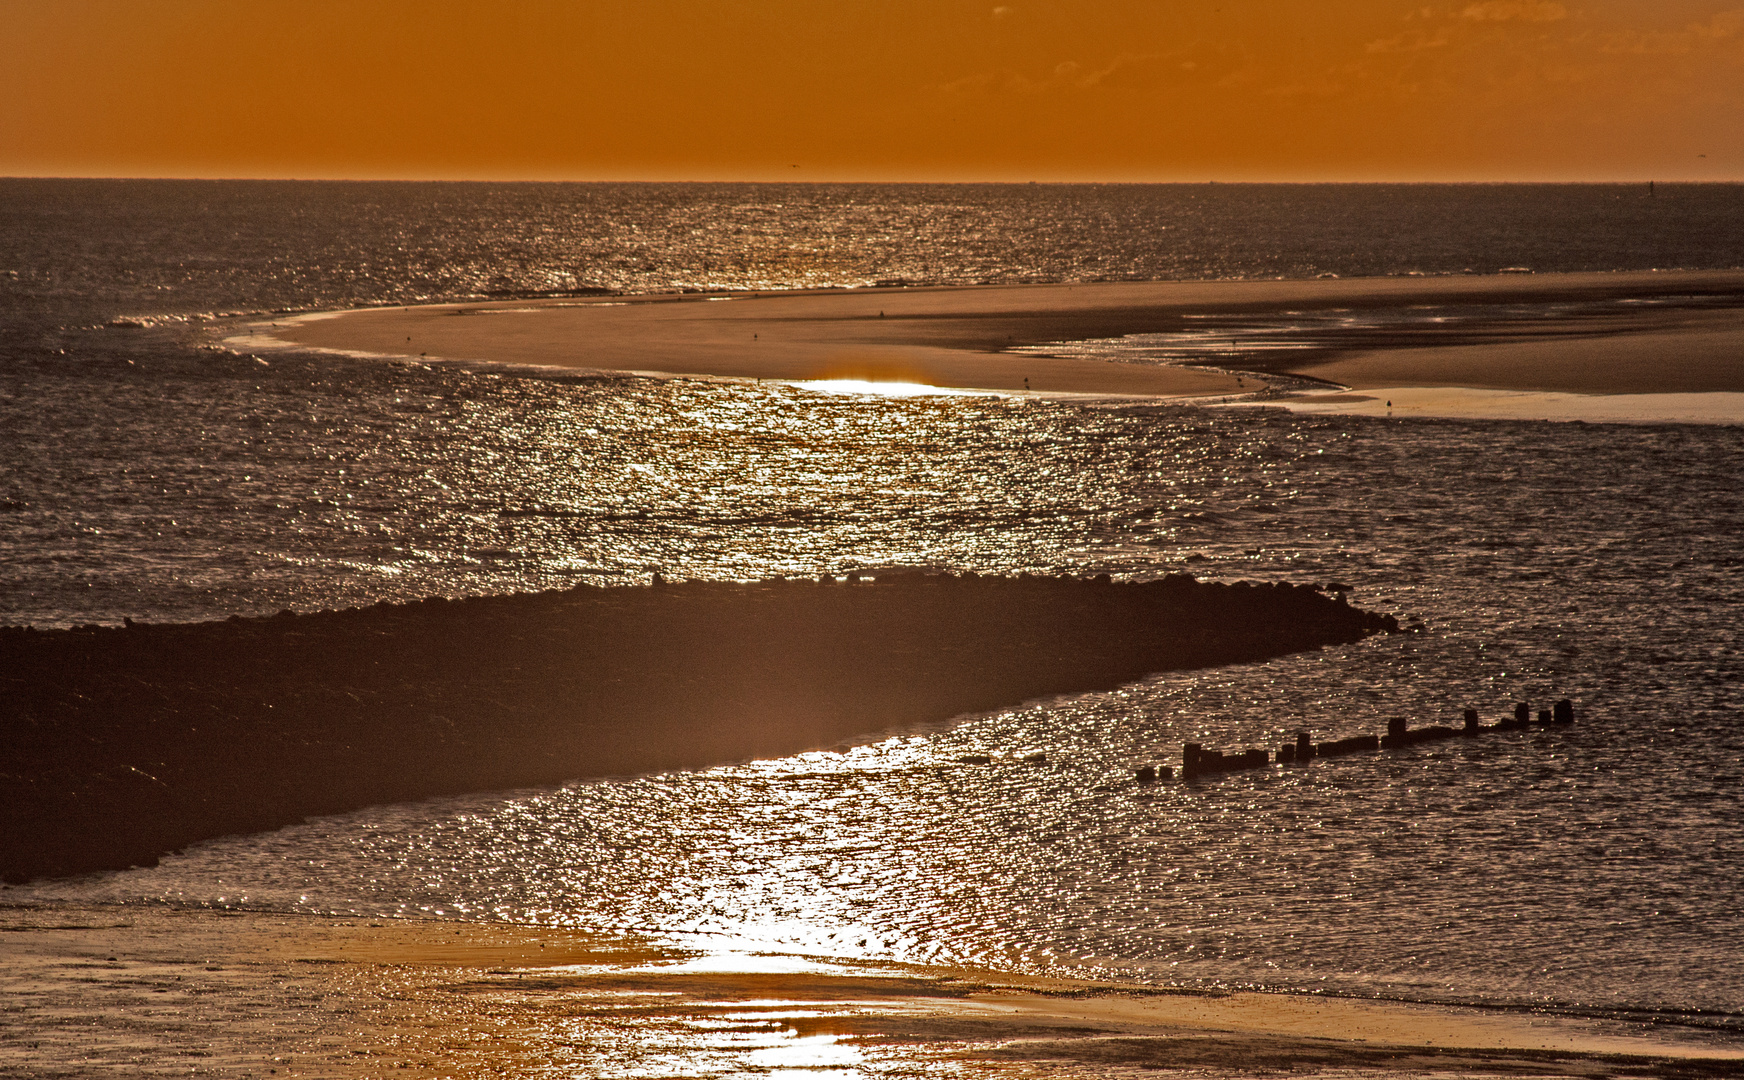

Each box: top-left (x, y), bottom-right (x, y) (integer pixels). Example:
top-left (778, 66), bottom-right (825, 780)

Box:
top-left (4, 181), bottom-right (1744, 1032)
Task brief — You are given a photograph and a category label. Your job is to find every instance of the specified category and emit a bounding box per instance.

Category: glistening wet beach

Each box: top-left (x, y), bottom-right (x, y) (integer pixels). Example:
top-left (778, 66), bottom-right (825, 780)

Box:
top-left (7, 905), bottom-right (1743, 1079)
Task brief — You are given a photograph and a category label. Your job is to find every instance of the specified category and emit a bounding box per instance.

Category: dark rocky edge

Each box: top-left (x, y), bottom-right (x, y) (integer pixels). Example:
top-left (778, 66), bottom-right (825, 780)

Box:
top-left (0, 573), bottom-right (1396, 884)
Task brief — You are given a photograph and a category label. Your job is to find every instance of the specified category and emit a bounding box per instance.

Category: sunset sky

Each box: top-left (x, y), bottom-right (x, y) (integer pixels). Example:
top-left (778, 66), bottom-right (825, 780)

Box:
top-left (3, 0), bottom-right (1740, 182)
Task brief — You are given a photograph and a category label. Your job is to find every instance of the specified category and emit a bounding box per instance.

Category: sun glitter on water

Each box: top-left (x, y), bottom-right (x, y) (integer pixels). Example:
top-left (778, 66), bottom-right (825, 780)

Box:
top-left (793, 379), bottom-right (997, 398)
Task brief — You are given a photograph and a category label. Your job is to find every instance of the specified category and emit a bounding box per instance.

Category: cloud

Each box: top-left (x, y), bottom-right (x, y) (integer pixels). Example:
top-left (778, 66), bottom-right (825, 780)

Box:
top-left (1459, 2), bottom-right (1568, 22)
top-left (1366, 28), bottom-right (1453, 53)
top-left (1598, 8), bottom-right (1744, 54)
top-left (941, 47), bottom-right (1246, 98)
top-left (1369, 2), bottom-right (1566, 53)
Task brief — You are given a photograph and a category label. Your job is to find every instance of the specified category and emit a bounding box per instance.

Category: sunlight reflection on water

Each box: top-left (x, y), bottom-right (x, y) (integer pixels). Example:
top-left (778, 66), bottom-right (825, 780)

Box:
top-left (7, 187), bottom-right (1744, 1029)
top-left (794, 379), bottom-right (1002, 398)
top-left (10, 177), bottom-right (1744, 1075)
top-left (19, 384), bottom-right (1744, 1023)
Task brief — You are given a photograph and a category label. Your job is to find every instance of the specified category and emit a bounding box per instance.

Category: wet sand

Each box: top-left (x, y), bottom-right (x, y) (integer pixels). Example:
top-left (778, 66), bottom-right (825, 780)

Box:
top-left (1292, 309), bottom-right (1744, 395)
top-left (1227, 387), bottom-right (1744, 425)
top-left (5, 903), bottom-right (1740, 1078)
top-left (254, 271), bottom-right (1744, 417)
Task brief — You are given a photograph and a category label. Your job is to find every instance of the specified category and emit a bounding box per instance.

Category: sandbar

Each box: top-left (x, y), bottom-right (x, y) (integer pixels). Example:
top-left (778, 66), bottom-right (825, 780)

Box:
top-left (2, 575), bottom-right (1391, 883)
top-left (251, 271), bottom-right (1744, 420)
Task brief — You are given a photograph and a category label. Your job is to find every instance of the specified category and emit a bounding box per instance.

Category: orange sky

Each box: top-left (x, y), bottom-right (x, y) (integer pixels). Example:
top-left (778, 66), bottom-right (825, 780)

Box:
top-left (2, 0), bottom-right (1740, 181)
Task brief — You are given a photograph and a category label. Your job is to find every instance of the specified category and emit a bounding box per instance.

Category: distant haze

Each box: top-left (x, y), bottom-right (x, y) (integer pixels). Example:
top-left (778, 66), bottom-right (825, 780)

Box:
top-left (3, 0), bottom-right (1741, 182)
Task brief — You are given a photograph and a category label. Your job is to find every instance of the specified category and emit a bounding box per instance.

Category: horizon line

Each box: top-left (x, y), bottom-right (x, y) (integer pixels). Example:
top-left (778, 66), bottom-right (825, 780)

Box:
top-left (4, 173), bottom-right (1740, 186)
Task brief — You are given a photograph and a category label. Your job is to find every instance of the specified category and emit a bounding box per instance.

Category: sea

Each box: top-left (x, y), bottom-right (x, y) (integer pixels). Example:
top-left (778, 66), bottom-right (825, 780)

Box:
top-left (3, 180), bottom-right (1743, 1041)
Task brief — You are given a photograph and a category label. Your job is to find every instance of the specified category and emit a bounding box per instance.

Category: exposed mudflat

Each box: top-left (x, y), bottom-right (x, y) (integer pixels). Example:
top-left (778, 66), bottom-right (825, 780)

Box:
top-left (1, 574), bottom-right (1393, 883)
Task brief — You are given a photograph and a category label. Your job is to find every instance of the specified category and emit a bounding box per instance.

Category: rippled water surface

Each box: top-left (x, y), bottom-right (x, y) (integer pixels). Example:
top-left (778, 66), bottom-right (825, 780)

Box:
top-left (4, 181), bottom-right (1743, 1032)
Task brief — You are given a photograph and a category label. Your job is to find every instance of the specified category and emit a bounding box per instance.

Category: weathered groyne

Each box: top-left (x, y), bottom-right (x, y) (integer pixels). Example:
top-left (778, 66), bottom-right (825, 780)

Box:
top-left (0, 573), bottom-right (1394, 884)
top-left (1167, 699), bottom-right (1577, 781)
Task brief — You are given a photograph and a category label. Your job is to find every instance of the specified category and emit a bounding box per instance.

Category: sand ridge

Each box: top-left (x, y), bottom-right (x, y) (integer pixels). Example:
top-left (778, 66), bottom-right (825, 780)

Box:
top-left (252, 271), bottom-right (1744, 417)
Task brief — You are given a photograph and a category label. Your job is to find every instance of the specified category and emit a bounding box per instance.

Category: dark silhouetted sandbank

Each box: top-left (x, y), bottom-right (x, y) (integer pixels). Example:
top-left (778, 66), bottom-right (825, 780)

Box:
top-left (0, 574), bottom-right (1395, 883)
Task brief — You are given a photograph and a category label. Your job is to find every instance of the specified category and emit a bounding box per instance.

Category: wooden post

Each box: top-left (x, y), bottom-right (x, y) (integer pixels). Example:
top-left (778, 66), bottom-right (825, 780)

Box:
top-left (1296, 731), bottom-right (1313, 761)
top-left (1514, 702), bottom-right (1531, 728)
top-left (1553, 698), bottom-right (1575, 724)
top-left (1463, 708), bottom-right (1479, 733)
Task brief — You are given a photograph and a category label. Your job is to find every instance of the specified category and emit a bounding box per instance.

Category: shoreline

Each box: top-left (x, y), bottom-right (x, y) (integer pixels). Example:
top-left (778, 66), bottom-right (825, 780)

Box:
top-left (249, 270), bottom-right (1744, 423)
top-left (5, 902), bottom-right (1741, 1077)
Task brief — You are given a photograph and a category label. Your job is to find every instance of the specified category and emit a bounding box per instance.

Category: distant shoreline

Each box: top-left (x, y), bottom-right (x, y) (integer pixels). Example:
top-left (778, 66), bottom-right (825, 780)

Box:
top-left (252, 270), bottom-right (1744, 421)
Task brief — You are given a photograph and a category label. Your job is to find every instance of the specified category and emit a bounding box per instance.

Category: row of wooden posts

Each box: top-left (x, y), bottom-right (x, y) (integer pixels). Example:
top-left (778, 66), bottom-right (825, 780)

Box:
top-left (1135, 699), bottom-right (1576, 784)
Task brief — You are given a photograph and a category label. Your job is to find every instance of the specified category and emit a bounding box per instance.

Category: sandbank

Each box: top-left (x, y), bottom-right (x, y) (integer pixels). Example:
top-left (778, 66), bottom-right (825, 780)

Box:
top-left (3, 576), bottom-right (1390, 883)
top-left (5, 904), bottom-right (1739, 1077)
top-left (1227, 387), bottom-right (1744, 425)
top-left (250, 271), bottom-right (1744, 420)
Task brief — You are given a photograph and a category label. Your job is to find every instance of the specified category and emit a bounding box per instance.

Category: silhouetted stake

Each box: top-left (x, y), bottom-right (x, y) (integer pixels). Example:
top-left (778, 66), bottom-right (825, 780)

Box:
top-left (1514, 701), bottom-right (1531, 729)
top-left (1464, 708), bottom-right (1479, 734)
top-left (1382, 717), bottom-right (1406, 748)
top-left (1537, 709), bottom-right (1552, 725)
top-left (1296, 730), bottom-right (1313, 762)
top-left (1553, 698), bottom-right (1575, 725)
top-left (1277, 743), bottom-right (1296, 764)
top-left (1136, 765), bottom-right (1158, 785)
